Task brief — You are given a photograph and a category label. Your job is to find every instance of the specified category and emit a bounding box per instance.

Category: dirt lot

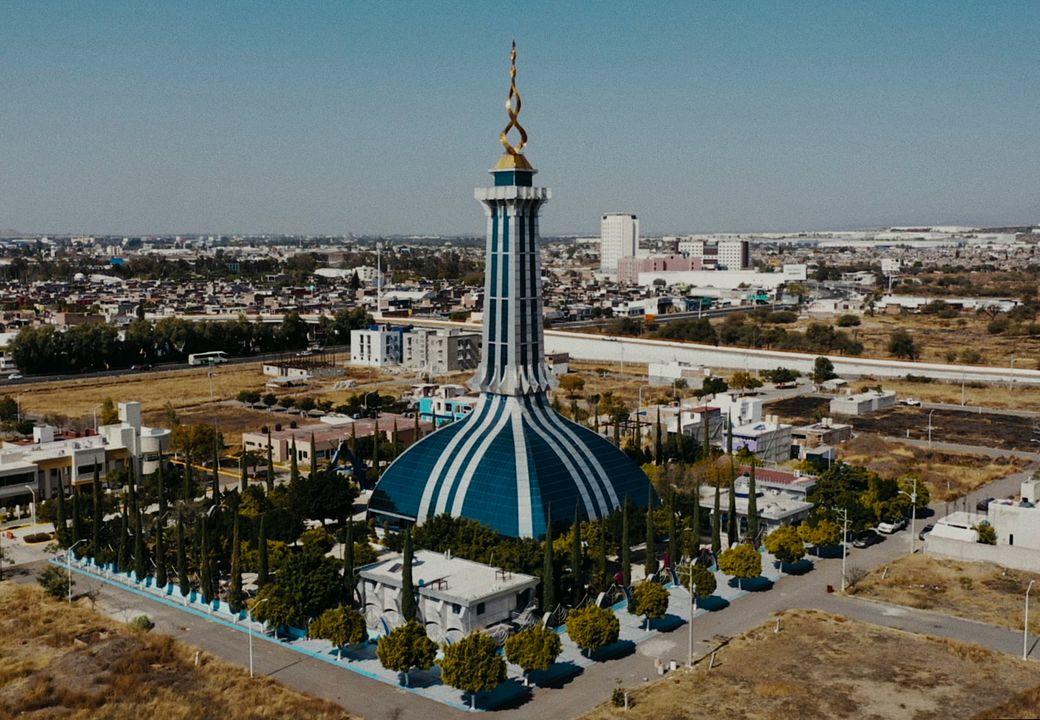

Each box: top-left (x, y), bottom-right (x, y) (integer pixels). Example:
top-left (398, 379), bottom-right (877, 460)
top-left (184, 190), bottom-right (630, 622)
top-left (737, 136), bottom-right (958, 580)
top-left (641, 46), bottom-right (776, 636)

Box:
top-left (581, 609), bottom-right (1040, 720)
top-left (853, 555), bottom-right (1040, 634)
top-left (836, 435), bottom-right (1027, 500)
top-left (768, 395), bottom-right (1040, 452)
top-left (0, 583), bottom-right (351, 720)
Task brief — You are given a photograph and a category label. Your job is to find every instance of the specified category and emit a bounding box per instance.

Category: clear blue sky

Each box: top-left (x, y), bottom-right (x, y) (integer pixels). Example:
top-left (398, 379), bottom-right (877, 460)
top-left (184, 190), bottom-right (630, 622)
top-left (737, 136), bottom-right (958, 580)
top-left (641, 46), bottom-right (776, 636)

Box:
top-left (1, 2), bottom-right (1038, 236)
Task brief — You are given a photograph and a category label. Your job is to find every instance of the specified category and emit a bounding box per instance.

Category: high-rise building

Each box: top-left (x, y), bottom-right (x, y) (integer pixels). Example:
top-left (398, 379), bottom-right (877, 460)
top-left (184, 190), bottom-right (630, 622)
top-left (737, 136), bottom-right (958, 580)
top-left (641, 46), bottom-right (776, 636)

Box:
top-left (370, 43), bottom-right (649, 539)
top-left (600, 212), bottom-right (639, 274)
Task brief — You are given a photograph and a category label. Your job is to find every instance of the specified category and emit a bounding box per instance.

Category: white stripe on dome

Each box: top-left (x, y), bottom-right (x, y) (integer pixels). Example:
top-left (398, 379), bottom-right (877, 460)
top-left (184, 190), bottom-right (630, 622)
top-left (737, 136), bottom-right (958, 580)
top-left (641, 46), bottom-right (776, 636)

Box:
top-left (536, 399), bottom-right (621, 511)
top-left (417, 395), bottom-right (492, 520)
top-left (520, 397), bottom-right (598, 518)
top-left (434, 395), bottom-right (506, 515)
top-left (510, 400), bottom-right (534, 537)
top-left (449, 396), bottom-right (514, 518)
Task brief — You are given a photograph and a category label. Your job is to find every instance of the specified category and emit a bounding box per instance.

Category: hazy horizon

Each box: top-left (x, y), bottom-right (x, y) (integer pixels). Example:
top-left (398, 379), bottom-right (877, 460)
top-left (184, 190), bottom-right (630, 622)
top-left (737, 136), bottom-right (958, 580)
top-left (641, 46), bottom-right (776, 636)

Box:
top-left (2, 2), bottom-right (1039, 237)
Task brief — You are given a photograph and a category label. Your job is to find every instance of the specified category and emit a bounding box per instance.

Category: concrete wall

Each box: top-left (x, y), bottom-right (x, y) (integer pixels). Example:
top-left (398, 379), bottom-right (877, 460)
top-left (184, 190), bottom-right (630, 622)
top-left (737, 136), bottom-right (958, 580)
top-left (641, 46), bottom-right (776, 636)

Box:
top-left (925, 536), bottom-right (1040, 573)
top-left (538, 329), bottom-right (1040, 386)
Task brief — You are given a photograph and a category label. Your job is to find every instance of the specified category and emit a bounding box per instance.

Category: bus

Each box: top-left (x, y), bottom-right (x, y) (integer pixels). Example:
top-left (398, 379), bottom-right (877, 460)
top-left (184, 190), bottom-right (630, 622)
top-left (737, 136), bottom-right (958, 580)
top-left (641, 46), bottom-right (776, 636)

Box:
top-left (188, 351), bottom-right (229, 366)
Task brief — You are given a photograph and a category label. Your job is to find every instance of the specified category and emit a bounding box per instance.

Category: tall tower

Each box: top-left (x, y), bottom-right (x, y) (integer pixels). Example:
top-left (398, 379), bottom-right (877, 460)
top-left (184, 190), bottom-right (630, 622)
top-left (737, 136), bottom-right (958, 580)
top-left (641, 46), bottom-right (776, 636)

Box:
top-left (600, 213), bottom-right (639, 275)
top-left (369, 43), bottom-right (649, 539)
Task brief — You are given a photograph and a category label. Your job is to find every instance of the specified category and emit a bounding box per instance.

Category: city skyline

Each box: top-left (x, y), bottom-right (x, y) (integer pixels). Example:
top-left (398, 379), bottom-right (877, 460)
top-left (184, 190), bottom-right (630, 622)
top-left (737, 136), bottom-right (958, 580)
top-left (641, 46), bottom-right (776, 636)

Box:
top-left (2, 1), bottom-right (1039, 236)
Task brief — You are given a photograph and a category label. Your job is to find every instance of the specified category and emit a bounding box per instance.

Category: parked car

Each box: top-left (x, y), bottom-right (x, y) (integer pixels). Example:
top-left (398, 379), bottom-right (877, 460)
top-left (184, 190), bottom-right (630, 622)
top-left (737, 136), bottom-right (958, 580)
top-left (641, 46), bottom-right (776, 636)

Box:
top-left (852, 530), bottom-right (883, 548)
top-left (900, 397), bottom-right (922, 406)
top-left (918, 524), bottom-right (935, 541)
top-left (976, 497), bottom-right (995, 512)
top-left (130, 363), bottom-right (152, 372)
top-left (877, 521), bottom-right (898, 534)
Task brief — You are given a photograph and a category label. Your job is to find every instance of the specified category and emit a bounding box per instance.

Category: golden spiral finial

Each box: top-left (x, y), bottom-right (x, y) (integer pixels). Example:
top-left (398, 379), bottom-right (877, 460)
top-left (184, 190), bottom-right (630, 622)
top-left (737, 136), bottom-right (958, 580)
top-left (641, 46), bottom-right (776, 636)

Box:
top-left (499, 40), bottom-right (528, 157)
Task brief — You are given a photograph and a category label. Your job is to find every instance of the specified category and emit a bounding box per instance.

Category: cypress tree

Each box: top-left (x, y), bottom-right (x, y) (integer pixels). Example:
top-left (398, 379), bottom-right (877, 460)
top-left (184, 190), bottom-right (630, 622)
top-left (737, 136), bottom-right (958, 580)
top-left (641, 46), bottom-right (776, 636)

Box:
top-left (667, 486), bottom-right (678, 566)
top-left (257, 514), bottom-right (269, 587)
top-left (597, 520), bottom-right (607, 588)
top-left (155, 510), bottom-right (167, 588)
top-left (183, 453), bottom-right (193, 501)
top-left (747, 458), bottom-right (759, 545)
top-left (343, 518), bottom-right (355, 606)
top-left (727, 460), bottom-right (738, 545)
top-left (229, 512), bottom-right (243, 613)
top-left (372, 422), bottom-right (380, 479)
top-left (654, 408), bottom-right (663, 465)
top-left (290, 435), bottom-right (299, 484)
top-left (240, 453), bottom-right (248, 493)
top-left (309, 433), bottom-right (317, 482)
top-left (726, 412), bottom-right (733, 455)
top-left (542, 506), bottom-right (555, 611)
top-left (55, 476), bottom-right (67, 547)
top-left (571, 506), bottom-right (583, 605)
top-left (265, 433), bottom-right (274, 492)
top-left (117, 494), bottom-right (128, 572)
top-left (612, 414), bottom-right (621, 447)
top-left (692, 469), bottom-right (702, 547)
top-left (133, 507), bottom-right (146, 581)
top-left (391, 420), bottom-right (399, 460)
top-left (702, 408), bottom-right (712, 458)
top-left (212, 430), bottom-right (221, 503)
top-left (177, 508), bottom-right (188, 596)
top-left (621, 498), bottom-right (631, 586)
top-left (400, 527), bottom-right (416, 621)
top-left (711, 470), bottom-right (722, 555)
top-left (413, 409), bottom-right (421, 441)
top-left (91, 463), bottom-right (101, 560)
top-left (645, 486), bottom-right (658, 576)
top-left (72, 487), bottom-right (83, 548)
top-left (199, 517), bottom-right (212, 602)
top-left (157, 453), bottom-right (167, 516)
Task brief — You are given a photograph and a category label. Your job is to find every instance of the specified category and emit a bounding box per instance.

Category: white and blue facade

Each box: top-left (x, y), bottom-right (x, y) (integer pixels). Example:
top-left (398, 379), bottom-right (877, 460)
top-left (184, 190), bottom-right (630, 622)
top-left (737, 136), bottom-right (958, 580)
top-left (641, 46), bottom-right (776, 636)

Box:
top-left (369, 149), bottom-right (649, 539)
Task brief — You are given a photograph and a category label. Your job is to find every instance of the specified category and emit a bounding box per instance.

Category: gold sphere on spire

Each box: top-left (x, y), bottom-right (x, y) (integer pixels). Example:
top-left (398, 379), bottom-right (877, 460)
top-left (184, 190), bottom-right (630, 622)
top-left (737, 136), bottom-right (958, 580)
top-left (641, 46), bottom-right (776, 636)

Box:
top-left (496, 40), bottom-right (533, 171)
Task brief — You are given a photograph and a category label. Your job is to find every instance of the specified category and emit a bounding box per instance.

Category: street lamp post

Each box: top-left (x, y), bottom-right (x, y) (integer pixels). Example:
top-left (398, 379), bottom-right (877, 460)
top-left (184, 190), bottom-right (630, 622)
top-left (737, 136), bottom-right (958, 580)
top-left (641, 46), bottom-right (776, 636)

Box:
top-left (900, 476), bottom-right (918, 555)
top-left (67, 539), bottom-right (87, 604)
top-left (24, 484), bottom-right (36, 526)
top-left (249, 597), bottom-right (269, 678)
top-left (926, 409), bottom-right (936, 449)
top-left (1026, 580), bottom-right (1036, 661)
top-left (686, 567), bottom-right (697, 667)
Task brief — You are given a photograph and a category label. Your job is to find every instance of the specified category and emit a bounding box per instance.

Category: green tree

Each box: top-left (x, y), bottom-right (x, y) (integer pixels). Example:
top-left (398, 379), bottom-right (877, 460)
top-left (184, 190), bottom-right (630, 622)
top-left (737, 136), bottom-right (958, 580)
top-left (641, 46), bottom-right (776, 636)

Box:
top-left (176, 508), bottom-right (188, 596)
top-left (976, 522), bottom-right (997, 545)
top-left (91, 463), bottom-right (102, 560)
top-left (811, 356), bottom-right (836, 384)
top-left (571, 507), bottom-right (584, 605)
top-left (343, 518), bottom-right (356, 607)
top-left (699, 376), bottom-right (729, 397)
top-left (542, 507), bottom-right (555, 611)
top-left (566, 605), bottom-right (620, 657)
top-left (240, 454), bottom-right (248, 493)
top-left (729, 371), bottom-right (763, 393)
top-left (888, 330), bottom-right (920, 361)
top-left (400, 528), bottom-right (416, 622)
top-left (798, 518), bottom-right (842, 548)
top-left (763, 525), bottom-right (806, 571)
top-left (645, 488), bottom-right (658, 576)
top-left (154, 510), bottom-right (167, 588)
top-left (718, 543), bottom-right (762, 590)
top-left (726, 462), bottom-right (738, 545)
top-left (711, 474), bottom-right (722, 555)
top-left (116, 495), bottom-right (128, 572)
top-left (228, 512), bottom-right (244, 613)
top-left (746, 459), bottom-right (759, 544)
top-left (558, 374), bottom-right (585, 397)
top-left (376, 620), bottom-right (438, 687)
top-left (250, 587), bottom-right (297, 632)
top-left (38, 565), bottom-right (71, 600)
top-left (439, 631), bottom-right (507, 710)
top-left (630, 579), bottom-right (670, 630)
top-left (309, 605), bottom-right (367, 660)
top-left (621, 499), bottom-right (631, 586)
top-left (667, 487), bottom-right (678, 566)
top-left (676, 561), bottom-right (717, 600)
top-left (99, 397), bottom-right (119, 425)
top-left (257, 514), bottom-right (270, 587)
top-left (504, 624), bottom-right (562, 686)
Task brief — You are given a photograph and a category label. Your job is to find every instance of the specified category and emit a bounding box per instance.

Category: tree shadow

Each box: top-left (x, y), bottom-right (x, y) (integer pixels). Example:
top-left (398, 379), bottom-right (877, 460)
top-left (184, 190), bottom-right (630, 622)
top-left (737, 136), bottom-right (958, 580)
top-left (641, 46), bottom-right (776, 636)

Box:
top-left (811, 544), bottom-right (844, 559)
top-left (727, 576), bottom-right (774, 592)
top-left (779, 559), bottom-right (814, 576)
top-left (695, 595), bottom-right (730, 612)
top-left (527, 660), bottom-right (583, 690)
top-left (482, 678), bottom-right (533, 710)
top-left (648, 613), bottom-right (685, 632)
top-left (589, 639), bottom-right (637, 662)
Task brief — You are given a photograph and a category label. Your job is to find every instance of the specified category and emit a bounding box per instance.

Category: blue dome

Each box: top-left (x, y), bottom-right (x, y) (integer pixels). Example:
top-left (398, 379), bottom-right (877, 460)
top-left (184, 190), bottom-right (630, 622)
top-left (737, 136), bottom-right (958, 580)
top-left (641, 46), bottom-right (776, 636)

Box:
top-left (369, 393), bottom-right (649, 538)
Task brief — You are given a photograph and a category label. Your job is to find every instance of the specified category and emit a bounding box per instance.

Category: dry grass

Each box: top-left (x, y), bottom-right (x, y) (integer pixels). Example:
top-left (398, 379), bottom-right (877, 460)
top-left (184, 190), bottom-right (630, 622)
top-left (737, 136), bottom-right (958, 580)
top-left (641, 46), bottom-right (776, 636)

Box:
top-left (862, 376), bottom-right (1040, 413)
top-left (0, 583), bottom-right (352, 720)
top-left (853, 554), bottom-right (1040, 634)
top-left (581, 608), bottom-right (1040, 720)
top-left (15, 364), bottom-right (267, 421)
top-left (838, 435), bottom-right (1027, 500)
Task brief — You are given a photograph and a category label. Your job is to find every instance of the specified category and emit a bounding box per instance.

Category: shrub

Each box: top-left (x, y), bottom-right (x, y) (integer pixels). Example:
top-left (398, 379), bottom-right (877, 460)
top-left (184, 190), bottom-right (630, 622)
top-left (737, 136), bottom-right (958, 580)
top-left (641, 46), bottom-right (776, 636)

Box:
top-left (836, 314), bottom-right (861, 327)
top-left (566, 605), bottom-right (620, 656)
top-left (127, 615), bottom-right (154, 632)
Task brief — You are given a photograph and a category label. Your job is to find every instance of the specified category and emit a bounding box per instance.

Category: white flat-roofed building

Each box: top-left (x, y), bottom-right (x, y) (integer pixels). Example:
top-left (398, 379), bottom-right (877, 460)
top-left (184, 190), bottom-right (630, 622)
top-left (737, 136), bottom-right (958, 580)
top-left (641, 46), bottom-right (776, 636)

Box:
top-left (359, 550), bottom-right (539, 642)
top-left (402, 327), bottom-right (482, 375)
top-left (727, 417), bottom-right (793, 464)
top-left (678, 238), bottom-right (750, 270)
top-left (350, 325), bottom-right (404, 367)
top-left (829, 389), bottom-right (897, 416)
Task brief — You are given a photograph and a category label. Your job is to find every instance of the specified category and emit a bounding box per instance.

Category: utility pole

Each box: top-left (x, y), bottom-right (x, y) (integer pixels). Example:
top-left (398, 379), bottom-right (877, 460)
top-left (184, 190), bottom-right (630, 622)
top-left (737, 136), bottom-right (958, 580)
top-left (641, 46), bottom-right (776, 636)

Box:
top-left (839, 508), bottom-right (850, 593)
